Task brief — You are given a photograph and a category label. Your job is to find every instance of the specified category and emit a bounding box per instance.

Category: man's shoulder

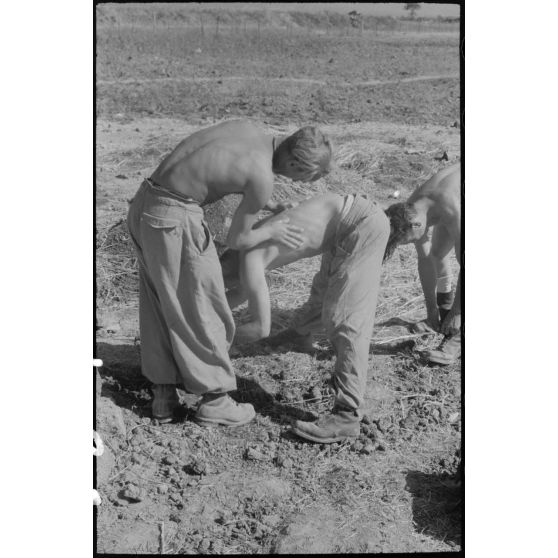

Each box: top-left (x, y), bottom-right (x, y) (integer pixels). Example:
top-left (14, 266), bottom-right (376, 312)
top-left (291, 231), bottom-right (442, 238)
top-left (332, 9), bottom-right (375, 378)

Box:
top-left (216, 118), bottom-right (266, 137)
top-left (208, 123), bottom-right (270, 159)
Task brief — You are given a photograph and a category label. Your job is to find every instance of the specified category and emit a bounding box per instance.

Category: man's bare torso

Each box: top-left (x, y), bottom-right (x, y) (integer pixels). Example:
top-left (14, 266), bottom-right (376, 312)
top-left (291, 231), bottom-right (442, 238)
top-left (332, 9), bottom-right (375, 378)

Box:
top-left (150, 120), bottom-right (273, 205)
top-left (246, 194), bottom-right (345, 271)
top-left (409, 163), bottom-right (461, 228)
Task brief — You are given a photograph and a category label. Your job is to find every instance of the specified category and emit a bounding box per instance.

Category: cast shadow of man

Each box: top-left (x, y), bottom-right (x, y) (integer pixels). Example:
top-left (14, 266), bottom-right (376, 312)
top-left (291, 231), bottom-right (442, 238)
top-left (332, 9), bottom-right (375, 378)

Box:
top-left (96, 341), bottom-right (315, 426)
top-left (376, 316), bottom-right (419, 330)
top-left (234, 330), bottom-right (418, 359)
top-left (405, 470), bottom-right (463, 549)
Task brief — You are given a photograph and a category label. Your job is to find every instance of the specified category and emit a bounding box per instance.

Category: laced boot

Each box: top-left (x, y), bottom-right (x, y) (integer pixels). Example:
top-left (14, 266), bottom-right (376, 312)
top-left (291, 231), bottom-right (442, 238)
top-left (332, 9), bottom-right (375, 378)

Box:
top-left (195, 393), bottom-right (255, 426)
top-left (424, 334), bottom-right (461, 365)
top-left (291, 408), bottom-right (360, 444)
top-left (152, 384), bottom-right (180, 423)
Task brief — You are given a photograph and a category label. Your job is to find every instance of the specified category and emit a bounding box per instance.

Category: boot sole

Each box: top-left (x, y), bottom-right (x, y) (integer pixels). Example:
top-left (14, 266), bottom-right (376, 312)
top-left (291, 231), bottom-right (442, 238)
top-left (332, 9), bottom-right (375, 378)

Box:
top-left (153, 415), bottom-right (174, 424)
top-left (426, 353), bottom-right (461, 365)
top-left (195, 414), bottom-right (255, 427)
top-left (290, 426), bottom-right (358, 444)
top-left (152, 404), bottom-right (180, 423)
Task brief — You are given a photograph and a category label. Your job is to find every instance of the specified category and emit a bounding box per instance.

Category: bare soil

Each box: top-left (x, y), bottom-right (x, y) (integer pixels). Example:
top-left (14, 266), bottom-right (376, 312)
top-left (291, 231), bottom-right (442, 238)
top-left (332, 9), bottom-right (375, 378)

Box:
top-left (95, 6), bottom-right (462, 554)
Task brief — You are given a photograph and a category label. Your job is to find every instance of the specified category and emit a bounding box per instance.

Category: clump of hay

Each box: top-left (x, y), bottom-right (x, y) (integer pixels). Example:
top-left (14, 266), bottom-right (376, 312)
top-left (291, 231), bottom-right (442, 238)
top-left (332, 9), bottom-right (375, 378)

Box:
top-left (96, 172), bottom-right (338, 309)
top-left (203, 195), bottom-right (242, 255)
top-left (272, 174), bottom-right (327, 199)
top-left (335, 144), bottom-right (379, 177)
top-left (96, 218), bottom-right (138, 306)
top-left (265, 257), bottom-right (321, 335)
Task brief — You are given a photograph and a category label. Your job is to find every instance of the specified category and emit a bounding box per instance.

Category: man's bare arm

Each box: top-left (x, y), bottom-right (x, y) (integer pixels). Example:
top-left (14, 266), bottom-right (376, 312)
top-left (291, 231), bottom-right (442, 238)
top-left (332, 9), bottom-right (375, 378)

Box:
top-left (414, 228), bottom-right (440, 331)
top-left (440, 232), bottom-right (462, 336)
top-left (226, 181), bottom-right (304, 251)
top-left (233, 253), bottom-right (271, 344)
top-left (440, 267), bottom-right (461, 335)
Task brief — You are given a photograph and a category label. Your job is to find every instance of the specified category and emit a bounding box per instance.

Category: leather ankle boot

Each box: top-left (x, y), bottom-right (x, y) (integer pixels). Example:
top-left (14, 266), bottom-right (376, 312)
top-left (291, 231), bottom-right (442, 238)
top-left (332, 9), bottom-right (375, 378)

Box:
top-left (424, 334), bottom-right (461, 365)
top-left (291, 408), bottom-right (360, 443)
top-left (195, 394), bottom-right (256, 427)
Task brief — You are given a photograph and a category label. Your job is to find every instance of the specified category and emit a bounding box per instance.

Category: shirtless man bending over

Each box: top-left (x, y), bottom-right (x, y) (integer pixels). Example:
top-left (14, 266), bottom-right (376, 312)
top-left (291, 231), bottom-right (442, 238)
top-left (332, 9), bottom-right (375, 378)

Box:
top-left (384, 163), bottom-right (462, 365)
top-left (127, 120), bottom-right (332, 425)
top-left (221, 193), bottom-right (389, 443)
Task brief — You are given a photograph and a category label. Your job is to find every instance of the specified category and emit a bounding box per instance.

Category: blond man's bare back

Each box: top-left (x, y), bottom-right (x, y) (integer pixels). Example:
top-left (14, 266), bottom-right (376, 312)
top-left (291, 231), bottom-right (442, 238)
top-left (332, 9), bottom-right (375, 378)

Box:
top-left (244, 193), bottom-right (346, 271)
top-left (151, 120), bottom-right (274, 206)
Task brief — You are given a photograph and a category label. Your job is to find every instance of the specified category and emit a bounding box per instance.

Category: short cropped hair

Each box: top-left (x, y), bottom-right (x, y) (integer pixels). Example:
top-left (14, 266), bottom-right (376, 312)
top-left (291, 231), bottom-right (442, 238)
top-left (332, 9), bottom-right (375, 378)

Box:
top-left (383, 202), bottom-right (418, 262)
top-left (278, 126), bottom-right (332, 180)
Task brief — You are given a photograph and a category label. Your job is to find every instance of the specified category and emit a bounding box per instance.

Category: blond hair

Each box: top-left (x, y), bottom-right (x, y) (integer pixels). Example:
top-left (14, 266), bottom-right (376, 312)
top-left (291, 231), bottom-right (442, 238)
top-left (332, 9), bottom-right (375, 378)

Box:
top-left (280, 126), bottom-right (332, 180)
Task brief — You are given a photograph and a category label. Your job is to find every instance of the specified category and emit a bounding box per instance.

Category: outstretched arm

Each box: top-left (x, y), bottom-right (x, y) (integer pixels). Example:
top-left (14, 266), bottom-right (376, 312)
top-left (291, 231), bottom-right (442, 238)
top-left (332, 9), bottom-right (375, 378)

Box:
top-left (440, 233), bottom-right (462, 336)
top-left (440, 268), bottom-right (461, 335)
top-left (414, 228), bottom-right (440, 331)
top-left (232, 252), bottom-right (272, 345)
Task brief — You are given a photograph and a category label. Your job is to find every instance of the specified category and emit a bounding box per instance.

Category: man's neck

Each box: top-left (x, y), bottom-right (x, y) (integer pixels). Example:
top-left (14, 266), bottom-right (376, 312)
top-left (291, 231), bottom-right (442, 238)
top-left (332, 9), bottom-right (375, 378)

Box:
top-left (273, 134), bottom-right (288, 149)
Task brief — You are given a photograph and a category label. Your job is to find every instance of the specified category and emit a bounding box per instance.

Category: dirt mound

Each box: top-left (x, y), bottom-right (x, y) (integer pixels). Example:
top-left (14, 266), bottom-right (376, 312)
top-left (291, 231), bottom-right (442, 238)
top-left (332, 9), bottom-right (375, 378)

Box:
top-left (95, 175), bottom-right (326, 307)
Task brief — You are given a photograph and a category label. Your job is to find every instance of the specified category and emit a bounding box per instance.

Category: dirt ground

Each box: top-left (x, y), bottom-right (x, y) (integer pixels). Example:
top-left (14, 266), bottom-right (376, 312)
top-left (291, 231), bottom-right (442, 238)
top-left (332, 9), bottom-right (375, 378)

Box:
top-left (95, 6), bottom-right (462, 554)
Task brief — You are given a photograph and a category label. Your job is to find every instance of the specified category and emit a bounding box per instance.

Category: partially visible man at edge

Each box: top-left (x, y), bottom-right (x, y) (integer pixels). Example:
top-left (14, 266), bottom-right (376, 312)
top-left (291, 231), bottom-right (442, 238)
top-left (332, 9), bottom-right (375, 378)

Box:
top-left (384, 163), bottom-right (462, 365)
top-left (126, 120), bottom-right (332, 425)
top-left (220, 191), bottom-right (389, 443)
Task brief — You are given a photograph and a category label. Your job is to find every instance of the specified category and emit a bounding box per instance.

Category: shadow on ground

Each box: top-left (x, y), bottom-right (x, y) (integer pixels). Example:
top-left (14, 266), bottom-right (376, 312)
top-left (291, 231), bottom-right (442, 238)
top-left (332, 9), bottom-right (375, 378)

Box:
top-left (232, 374), bottom-right (316, 423)
top-left (405, 470), bottom-right (463, 549)
top-left (376, 316), bottom-right (417, 329)
top-left (96, 341), bottom-right (315, 425)
top-left (234, 332), bottom-right (418, 359)
top-left (96, 341), bottom-right (151, 419)
top-left (370, 339), bottom-right (418, 356)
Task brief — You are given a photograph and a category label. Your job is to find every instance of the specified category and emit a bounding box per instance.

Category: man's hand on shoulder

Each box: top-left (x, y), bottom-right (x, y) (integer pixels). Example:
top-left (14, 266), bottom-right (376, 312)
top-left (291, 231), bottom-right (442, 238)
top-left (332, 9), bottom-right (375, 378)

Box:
top-left (264, 217), bottom-right (305, 250)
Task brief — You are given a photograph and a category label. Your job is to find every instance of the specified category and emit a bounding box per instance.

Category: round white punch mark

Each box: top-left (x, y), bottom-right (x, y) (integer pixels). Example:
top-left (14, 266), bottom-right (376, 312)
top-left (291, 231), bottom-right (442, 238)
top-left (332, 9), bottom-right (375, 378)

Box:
top-left (93, 431), bottom-right (104, 457)
top-left (93, 359), bottom-right (103, 368)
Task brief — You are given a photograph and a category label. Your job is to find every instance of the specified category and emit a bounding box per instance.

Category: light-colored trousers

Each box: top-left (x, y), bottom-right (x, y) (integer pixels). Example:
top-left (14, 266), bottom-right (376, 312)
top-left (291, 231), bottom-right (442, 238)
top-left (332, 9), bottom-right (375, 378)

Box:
top-left (127, 181), bottom-right (237, 394)
top-left (294, 196), bottom-right (389, 415)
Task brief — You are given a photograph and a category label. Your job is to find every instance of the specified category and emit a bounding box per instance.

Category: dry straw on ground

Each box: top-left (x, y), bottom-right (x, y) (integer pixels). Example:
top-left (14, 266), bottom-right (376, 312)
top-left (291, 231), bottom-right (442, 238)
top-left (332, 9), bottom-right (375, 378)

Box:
top-left (96, 141), bottom-right (363, 307)
top-left (96, 218), bottom-right (138, 306)
top-left (335, 143), bottom-right (380, 177)
top-left (96, 137), bottom-right (457, 338)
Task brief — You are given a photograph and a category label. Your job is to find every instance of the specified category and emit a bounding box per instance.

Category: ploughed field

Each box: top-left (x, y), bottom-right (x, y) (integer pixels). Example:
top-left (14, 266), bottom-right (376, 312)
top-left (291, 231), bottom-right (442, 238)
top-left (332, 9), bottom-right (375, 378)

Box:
top-left (96, 7), bottom-right (462, 554)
